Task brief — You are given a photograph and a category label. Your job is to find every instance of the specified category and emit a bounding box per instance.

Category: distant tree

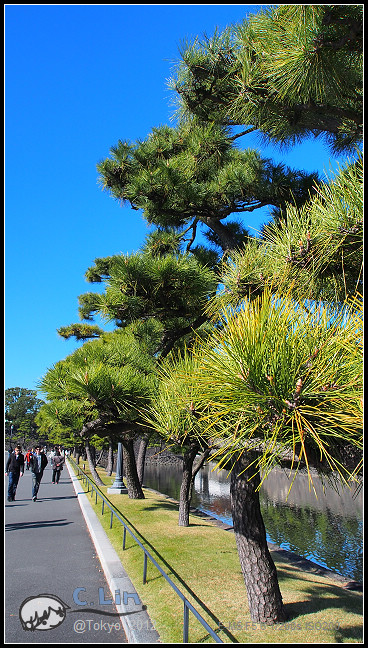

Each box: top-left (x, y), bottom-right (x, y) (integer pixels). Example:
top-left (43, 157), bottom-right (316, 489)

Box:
top-left (142, 350), bottom-right (213, 527)
top-left (35, 403), bottom-right (82, 452)
top-left (5, 387), bottom-right (44, 449)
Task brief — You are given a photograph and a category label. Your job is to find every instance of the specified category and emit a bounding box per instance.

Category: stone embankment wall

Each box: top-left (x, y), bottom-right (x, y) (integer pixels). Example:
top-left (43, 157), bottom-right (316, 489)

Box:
top-left (144, 446), bottom-right (183, 466)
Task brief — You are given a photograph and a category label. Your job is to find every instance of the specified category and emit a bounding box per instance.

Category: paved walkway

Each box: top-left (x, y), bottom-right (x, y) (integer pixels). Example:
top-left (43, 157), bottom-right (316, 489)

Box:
top-left (5, 455), bottom-right (160, 644)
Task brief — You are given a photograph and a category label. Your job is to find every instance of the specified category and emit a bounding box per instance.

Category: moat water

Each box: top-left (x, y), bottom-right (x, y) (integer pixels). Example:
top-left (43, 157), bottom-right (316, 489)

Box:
top-left (142, 460), bottom-right (363, 582)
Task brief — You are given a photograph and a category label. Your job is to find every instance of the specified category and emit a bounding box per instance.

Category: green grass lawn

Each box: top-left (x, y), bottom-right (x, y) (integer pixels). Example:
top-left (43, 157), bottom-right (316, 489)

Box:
top-left (71, 461), bottom-right (363, 644)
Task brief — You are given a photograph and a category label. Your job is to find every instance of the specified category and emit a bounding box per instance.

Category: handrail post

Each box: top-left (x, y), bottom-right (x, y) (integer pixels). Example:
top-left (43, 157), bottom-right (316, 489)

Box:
top-left (143, 552), bottom-right (148, 584)
top-left (123, 526), bottom-right (126, 550)
top-left (183, 600), bottom-right (189, 643)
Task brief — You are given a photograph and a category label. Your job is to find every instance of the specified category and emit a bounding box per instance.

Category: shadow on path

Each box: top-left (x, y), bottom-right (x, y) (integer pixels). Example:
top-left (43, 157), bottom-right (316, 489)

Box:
top-left (5, 519), bottom-right (73, 531)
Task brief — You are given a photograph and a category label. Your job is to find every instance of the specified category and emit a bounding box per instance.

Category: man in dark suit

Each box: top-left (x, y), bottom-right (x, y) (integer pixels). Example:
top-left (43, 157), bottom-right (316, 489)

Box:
top-left (29, 446), bottom-right (48, 501)
top-left (5, 444), bottom-right (24, 501)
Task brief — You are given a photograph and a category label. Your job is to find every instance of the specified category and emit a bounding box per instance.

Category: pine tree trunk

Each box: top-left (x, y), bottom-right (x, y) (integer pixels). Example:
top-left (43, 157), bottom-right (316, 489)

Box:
top-left (95, 449), bottom-right (104, 466)
top-left (74, 447), bottom-right (80, 464)
top-left (137, 434), bottom-right (150, 485)
top-left (204, 216), bottom-right (240, 252)
top-left (178, 443), bottom-right (199, 526)
top-left (230, 453), bottom-right (286, 624)
top-left (85, 441), bottom-right (105, 486)
top-left (90, 445), bottom-right (96, 465)
top-left (122, 439), bottom-right (145, 499)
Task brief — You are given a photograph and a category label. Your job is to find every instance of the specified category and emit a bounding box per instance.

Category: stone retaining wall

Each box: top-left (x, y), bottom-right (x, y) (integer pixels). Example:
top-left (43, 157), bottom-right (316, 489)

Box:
top-left (144, 446), bottom-right (183, 466)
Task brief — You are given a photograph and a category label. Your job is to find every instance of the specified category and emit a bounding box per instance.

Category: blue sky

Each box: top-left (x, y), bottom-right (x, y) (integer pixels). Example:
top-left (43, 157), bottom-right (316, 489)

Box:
top-left (5, 4), bottom-right (351, 395)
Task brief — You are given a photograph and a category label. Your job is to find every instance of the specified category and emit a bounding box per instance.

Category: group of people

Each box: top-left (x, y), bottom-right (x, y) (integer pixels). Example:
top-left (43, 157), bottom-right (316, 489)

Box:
top-left (5, 445), bottom-right (66, 502)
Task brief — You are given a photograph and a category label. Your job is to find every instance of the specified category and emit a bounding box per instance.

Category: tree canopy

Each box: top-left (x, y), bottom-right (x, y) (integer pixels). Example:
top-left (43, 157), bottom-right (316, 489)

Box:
top-left (214, 154), bottom-right (363, 307)
top-left (76, 249), bottom-right (218, 358)
top-left (96, 122), bottom-right (320, 253)
top-left (171, 5), bottom-right (362, 154)
top-left (161, 291), bottom-right (361, 478)
top-left (38, 323), bottom-right (161, 493)
top-left (5, 387), bottom-right (45, 447)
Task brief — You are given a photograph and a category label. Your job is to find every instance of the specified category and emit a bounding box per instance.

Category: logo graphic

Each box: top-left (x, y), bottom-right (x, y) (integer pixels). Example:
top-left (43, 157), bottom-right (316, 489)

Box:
top-left (19, 594), bottom-right (70, 631)
top-left (18, 588), bottom-right (145, 632)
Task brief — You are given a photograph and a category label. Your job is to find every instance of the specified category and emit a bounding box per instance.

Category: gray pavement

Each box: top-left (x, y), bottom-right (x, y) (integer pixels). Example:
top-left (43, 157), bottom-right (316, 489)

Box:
top-left (5, 454), bottom-right (160, 644)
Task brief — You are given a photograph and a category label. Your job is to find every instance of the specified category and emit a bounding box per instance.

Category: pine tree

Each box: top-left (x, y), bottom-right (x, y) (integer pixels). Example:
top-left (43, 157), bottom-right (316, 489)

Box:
top-left (171, 5), bottom-right (362, 154)
top-left (48, 3), bottom-right (362, 625)
top-left (138, 4), bottom-right (363, 623)
top-left (96, 121), bottom-right (320, 253)
top-left (38, 326), bottom-right (159, 496)
top-left (144, 287), bottom-right (362, 623)
top-left (77, 250), bottom-right (218, 358)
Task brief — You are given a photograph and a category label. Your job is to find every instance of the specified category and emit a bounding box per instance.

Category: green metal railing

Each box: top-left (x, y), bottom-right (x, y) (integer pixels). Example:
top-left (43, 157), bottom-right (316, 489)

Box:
top-left (68, 457), bottom-right (224, 644)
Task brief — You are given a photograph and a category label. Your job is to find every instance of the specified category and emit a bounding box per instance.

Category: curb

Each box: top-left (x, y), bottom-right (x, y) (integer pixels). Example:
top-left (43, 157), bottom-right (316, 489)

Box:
top-left (67, 461), bottom-right (161, 644)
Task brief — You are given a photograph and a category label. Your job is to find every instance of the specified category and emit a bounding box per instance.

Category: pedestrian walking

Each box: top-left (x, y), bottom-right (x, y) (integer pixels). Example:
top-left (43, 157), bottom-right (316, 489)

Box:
top-left (49, 447), bottom-right (56, 466)
top-left (51, 450), bottom-right (65, 484)
top-left (5, 445), bottom-right (24, 502)
top-left (24, 448), bottom-right (33, 470)
top-left (29, 446), bottom-right (48, 501)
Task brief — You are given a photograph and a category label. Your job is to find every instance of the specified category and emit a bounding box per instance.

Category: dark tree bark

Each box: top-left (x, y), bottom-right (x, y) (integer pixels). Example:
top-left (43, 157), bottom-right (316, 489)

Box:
top-left (122, 438), bottom-right (145, 499)
top-left (95, 448), bottom-right (104, 467)
top-left (73, 446), bottom-right (81, 464)
top-left (178, 444), bottom-right (197, 526)
top-left (203, 216), bottom-right (243, 252)
top-left (230, 452), bottom-right (286, 624)
top-left (90, 444), bottom-right (96, 466)
top-left (178, 444), bottom-right (211, 526)
top-left (85, 440), bottom-right (105, 486)
top-left (136, 434), bottom-right (150, 485)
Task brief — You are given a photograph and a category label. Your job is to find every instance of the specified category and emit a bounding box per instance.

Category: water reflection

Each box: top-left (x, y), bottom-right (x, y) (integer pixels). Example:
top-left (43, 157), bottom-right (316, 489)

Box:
top-left (142, 461), bottom-right (363, 582)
